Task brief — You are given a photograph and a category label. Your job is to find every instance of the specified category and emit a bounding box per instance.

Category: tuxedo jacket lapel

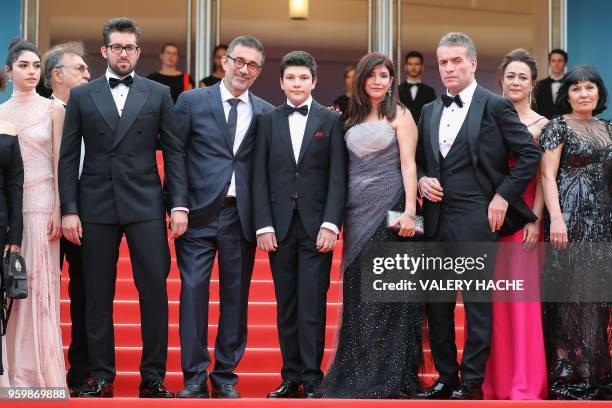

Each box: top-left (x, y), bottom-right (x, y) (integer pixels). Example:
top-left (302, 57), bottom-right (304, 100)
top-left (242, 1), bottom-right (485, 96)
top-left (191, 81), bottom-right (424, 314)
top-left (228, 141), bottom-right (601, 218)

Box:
top-left (113, 74), bottom-right (150, 148)
top-left (276, 109), bottom-right (297, 165)
top-left (206, 84), bottom-right (234, 153)
top-left (467, 86), bottom-right (486, 166)
top-left (89, 76), bottom-right (120, 134)
top-left (296, 101), bottom-right (324, 167)
top-left (429, 99), bottom-right (443, 165)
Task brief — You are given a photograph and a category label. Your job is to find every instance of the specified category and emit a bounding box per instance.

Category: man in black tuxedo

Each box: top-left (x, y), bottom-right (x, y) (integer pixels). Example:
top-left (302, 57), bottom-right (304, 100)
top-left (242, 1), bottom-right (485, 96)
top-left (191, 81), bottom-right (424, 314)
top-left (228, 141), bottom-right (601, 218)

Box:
top-left (398, 51), bottom-right (436, 124)
top-left (172, 35), bottom-right (273, 399)
top-left (43, 41), bottom-right (91, 397)
top-left (253, 51), bottom-right (347, 399)
top-left (533, 49), bottom-right (567, 119)
top-left (59, 17), bottom-right (188, 398)
top-left (414, 32), bottom-right (540, 400)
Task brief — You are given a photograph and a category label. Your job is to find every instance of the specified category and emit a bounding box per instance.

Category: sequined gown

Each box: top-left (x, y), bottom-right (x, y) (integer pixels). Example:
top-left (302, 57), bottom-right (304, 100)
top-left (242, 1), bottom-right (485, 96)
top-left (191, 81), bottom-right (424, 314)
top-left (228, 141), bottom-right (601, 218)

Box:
top-left (539, 116), bottom-right (611, 400)
top-left (322, 121), bottom-right (422, 398)
top-left (0, 90), bottom-right (65, 387)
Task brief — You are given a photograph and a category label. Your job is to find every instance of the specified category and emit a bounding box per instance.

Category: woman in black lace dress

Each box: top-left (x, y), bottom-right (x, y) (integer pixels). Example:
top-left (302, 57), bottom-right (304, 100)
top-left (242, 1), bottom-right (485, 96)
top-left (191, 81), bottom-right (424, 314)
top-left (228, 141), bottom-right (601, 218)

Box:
top-left (321, 53), bottom-right (423, 398)
top-left (539, 65), bottom-right (611, 400)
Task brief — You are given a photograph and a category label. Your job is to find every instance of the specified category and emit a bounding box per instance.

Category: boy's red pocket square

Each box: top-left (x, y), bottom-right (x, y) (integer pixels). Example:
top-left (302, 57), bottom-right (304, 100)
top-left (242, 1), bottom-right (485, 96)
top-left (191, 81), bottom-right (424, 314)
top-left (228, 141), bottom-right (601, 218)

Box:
top-left (314, 131), bottom-right (325, 140)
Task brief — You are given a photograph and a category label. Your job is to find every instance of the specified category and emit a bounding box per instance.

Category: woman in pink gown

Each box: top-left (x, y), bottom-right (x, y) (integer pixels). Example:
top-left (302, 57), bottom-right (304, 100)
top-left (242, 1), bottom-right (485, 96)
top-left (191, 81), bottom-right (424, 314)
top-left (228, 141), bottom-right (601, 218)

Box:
top-left (0, 40), bottom-right (65, 387)
top-left (483, 49), bottom-right (548, 400)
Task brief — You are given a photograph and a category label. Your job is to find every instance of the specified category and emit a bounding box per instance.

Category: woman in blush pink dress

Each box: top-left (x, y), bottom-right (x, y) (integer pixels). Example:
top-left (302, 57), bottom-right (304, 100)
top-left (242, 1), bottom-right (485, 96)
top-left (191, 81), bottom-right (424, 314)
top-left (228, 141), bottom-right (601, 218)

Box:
top-left (482, 49), bottom-right (547, 400)
top-left (0, 39), bottom-right (65, 387)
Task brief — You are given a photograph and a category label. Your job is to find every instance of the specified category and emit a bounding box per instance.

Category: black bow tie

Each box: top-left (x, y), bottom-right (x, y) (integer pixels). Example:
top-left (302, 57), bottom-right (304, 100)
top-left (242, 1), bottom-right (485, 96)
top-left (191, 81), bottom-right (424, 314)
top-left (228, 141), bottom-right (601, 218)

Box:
top-left (109, 76), bottom-right (134, 89)
top-left (441, 94), bottom-right (463, 108)
top-left (284, 104), bottom-right (309, 116)
top-left (551, 78), bottom-right (562, 83)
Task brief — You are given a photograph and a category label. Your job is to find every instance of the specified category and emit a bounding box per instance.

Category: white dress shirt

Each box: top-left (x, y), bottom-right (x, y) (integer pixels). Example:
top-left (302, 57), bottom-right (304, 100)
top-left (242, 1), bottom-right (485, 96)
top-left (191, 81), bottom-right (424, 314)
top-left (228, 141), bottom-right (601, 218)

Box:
top-left (219, 79), bottom-right (252, 198)
top-left (52, 94), bottom-right (85, 179)
top-left (438, 80), bottom-right (478, 158)
top-left (105, 69), bottom-right (132, 116)
top-left (256, 96), bottom-right (339, 237)
top-left (406, 79), bottom-right (421, 100)
top-left (550, 75), bottom-right (563, 102)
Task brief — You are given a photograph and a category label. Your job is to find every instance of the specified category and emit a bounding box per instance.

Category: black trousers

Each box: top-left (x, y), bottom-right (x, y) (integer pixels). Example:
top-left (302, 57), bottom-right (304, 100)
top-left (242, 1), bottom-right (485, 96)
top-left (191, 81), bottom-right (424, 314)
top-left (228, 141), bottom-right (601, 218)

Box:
top-left (81, 219), bottom-right (170, 382)
top-left (427, 206), bottom-right (498, 385)
top-left (60, 237), bottom-right (90, 387)
top-left (175, 202), bottom-right (255, 387)
top-left (269, 211), bottom-right (332, 384)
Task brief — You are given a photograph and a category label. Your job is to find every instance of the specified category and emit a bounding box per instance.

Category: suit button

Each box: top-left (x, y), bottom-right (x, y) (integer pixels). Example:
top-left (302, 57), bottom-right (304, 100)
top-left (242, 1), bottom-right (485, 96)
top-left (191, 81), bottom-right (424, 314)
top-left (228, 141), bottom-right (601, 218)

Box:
top-left (110, 152), bottom-right (115, 157)
top-left (448, 171), bottom-right (453, 176)
top-left (435, 166), bottom-right (440, 171)
top-left (295, 172), bottom-right (299, 177)
top-left (107, 176), bottom-right (112, 180)
top-left (137, 130), bottom-right (142, 134)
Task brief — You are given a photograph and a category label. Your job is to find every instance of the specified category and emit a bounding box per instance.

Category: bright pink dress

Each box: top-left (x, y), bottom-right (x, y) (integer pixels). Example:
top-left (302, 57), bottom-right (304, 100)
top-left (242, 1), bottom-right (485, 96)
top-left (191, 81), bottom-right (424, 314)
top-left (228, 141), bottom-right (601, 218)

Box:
top-left (483, 131), bottom-right (547, 400)
top-left (0, 90), bottom-right (65, 387)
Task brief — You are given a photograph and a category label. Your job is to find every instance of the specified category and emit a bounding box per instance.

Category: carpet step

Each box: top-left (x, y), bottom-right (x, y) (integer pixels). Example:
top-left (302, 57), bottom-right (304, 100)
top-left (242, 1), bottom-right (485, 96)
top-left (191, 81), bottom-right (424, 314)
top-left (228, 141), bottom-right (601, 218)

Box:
top-left (61, 323), bottom-right (465, 349)
top-left (60, 278), bottom-right (344, 303)
top-left (59, 300), bottom-right (465, 326)
top-left (107, 257), bottom-right (343, 281)
top-left (63, 346), bottom-right (460, 373)
top-left (99, 371), bottom-right (438, 398)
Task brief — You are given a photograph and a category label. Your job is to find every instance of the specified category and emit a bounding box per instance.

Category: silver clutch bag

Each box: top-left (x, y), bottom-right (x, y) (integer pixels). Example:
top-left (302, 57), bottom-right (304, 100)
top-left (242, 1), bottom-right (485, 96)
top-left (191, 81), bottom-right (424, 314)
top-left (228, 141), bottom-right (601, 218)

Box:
top-left (387, 210), bottom-right (425, 236)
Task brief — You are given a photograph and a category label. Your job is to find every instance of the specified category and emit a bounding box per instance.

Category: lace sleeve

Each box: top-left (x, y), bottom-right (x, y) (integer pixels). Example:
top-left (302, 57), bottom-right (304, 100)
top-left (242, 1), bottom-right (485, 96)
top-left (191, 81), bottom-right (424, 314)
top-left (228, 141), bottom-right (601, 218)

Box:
top-left (539, 116), bottom-right (567, 151)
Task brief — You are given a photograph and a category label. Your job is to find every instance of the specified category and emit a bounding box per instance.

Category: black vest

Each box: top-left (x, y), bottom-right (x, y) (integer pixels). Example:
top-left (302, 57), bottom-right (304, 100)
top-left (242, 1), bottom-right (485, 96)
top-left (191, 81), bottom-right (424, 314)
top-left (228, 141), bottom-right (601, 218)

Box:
top-left (439, 116), bottom-right (488, 218)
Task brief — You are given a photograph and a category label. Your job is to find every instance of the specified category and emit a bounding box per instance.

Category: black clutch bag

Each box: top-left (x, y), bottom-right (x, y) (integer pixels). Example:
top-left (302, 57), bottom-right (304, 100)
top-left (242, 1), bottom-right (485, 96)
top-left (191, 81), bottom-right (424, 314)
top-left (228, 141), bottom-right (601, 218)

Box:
top-left (3, 252), bottom-right (27, 300)
top-left (387, 210), bottom-right (425, 236)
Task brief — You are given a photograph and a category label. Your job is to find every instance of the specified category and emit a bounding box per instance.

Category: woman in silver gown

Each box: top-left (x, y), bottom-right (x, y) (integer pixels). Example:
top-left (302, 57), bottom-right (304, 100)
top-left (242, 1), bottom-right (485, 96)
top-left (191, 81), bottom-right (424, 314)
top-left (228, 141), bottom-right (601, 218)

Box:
top-left (322, 52), bottom-right (423, 398)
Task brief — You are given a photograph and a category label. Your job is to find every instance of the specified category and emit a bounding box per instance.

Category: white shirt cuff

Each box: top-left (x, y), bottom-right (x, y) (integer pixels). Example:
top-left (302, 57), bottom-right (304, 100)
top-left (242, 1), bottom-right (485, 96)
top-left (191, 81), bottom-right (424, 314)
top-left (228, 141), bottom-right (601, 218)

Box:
top-left (256, 226), bottom-right (275, 236)
top-left (321, 222), bottom-right (339, 234)
top-left (171, 207), bottom-right (189, 213)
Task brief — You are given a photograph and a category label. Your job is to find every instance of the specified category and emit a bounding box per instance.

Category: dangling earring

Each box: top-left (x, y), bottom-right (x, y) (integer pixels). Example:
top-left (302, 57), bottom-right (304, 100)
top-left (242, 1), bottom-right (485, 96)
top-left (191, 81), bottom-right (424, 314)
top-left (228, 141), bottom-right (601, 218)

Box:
top-left (502, 90), bottom-right (505, 98)
top-left (387, 87), bottom-right (392, 96)
top-left (528, 90), bottom-right (532, 106)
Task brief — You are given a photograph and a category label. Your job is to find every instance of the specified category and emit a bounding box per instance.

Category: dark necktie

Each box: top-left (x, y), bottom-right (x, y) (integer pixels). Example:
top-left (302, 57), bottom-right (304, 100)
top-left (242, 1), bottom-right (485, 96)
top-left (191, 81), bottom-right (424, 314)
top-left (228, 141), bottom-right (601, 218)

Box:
top-left (227, 98), bottom-right (241, 149)
top-left (109, 76), bottom-right (134, 89)
top-left (284, 104), bottom-right (309, 116)
top-left (441, 94), bottom-right (463, 108)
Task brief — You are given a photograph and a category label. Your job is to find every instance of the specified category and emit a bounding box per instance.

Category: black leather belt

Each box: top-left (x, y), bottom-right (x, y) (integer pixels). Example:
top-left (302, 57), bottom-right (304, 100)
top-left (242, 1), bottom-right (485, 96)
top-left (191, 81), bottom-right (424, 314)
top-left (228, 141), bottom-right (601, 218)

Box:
top-left (221, 196), bottom-right (236, 206)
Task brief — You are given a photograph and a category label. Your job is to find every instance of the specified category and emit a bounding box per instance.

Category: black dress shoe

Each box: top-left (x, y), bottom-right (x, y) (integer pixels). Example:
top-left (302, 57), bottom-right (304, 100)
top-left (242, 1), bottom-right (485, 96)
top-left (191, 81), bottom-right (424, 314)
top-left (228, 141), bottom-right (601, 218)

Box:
top-left (414, 381), bottom-right (456, 399)
top-left (451, 383), bottom-right (483, 400)
top-left (139, 377), bottom-right (174, 398)
top-left (212, 384), bottom-right (240, 398)
top-left (176, 384), bottom-right (210, 398)
top-left (267, 381), bottom-right (302, 398)
top-left (69, 383), bottom-right (89, 398)
top-left (303, 382), bottom-right (322, 399)
top-left (78, 378), bottom-right (114, 398)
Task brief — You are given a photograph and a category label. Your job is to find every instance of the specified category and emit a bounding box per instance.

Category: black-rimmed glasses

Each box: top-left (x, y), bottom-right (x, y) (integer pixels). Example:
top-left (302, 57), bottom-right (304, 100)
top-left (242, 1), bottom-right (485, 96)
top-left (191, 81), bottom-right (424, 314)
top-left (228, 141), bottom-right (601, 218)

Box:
top-left (106, 44), bottom-right (139, 55)
top-left (225, 55), bottom-right (261, 73)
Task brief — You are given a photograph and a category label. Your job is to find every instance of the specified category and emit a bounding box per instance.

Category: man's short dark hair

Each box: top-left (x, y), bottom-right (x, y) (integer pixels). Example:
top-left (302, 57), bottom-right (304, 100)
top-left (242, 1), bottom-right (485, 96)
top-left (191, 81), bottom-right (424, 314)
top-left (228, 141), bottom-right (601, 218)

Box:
top-left (102, 17), bottom-right (141, 45)
top-left (280, 51), bottom-right (317, 78)
top-left (227, 35), bottom-right (265, 65)
top-left (405, 50), bottom-right (424, 64)
top-left (549, 48), bottom-right (568, 62)
top-left (161, 43), bottom-right (178, 53)
top-left (556, 65), bottom-right (607, 115)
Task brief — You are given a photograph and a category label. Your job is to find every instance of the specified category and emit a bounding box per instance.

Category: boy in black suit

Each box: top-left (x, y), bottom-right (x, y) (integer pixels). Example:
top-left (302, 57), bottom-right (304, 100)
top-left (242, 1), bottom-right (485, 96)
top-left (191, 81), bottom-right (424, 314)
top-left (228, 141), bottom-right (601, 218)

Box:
top-left (252, 51), bottom-right (347, 399)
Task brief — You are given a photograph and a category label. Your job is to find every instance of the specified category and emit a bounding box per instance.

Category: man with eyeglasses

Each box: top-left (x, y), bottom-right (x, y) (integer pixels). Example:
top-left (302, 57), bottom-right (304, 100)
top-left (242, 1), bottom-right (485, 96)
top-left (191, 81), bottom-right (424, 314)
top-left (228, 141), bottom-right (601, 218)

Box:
top-left (42, 41), bottom-right (91, 398)
top-left (172, 35), bottom-right (273, 399)
top-left (59, 17), bottom-right (188, 398)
